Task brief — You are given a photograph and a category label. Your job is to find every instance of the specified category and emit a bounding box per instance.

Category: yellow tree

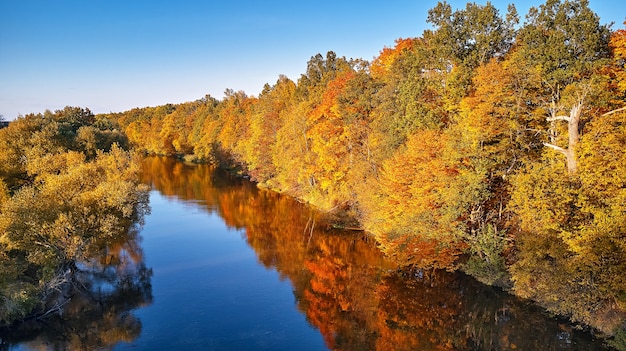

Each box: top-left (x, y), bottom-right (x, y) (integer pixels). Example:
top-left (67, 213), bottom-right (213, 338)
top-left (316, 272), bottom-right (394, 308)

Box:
top-left (271, 99), bottom-right (310, 196)
top-left (508, 106), bottom-right (626, 333)
top-left (215, 89), bottom-right (254, 165)
top-left (186, 95), bottom-right (219, 160)
top-left (305, 67), bottom-right (375, 216)
top-left (364, 129), bottom-right (482, 270)
top-left (605, 22), bottom-right (626, 108)
top-left (0, 140), bottom-right (149, 326)
top-left (244, 76), bottom-right (296, 184)
top-left (369, 38), bottom-right (449, 164)
top-left (271, 52), bottom-right (352, 199)
top-left (370, 38), bottom-right (417, 80)
top-left (193, 103), bottom-right (223, 163)
top-left (159, 103), bottom-right (197, 155)
top-left (575, 108), bottom-right (626, 316)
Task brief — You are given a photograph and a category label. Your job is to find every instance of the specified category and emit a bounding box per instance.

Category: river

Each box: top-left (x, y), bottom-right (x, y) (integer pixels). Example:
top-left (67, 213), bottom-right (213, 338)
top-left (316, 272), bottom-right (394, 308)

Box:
top-left (1, 157), bottom-right (611, 350)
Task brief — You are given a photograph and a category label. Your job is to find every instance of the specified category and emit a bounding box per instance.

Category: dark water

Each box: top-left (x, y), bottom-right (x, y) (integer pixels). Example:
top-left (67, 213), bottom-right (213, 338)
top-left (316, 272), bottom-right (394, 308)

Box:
top-left (1, 157), bottom-right (613, 350)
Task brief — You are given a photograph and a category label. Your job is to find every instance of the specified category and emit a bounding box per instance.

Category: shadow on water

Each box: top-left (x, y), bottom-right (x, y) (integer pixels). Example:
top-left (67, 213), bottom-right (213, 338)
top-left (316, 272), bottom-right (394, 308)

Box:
top-left (135, 157), bottom-right (612, 351)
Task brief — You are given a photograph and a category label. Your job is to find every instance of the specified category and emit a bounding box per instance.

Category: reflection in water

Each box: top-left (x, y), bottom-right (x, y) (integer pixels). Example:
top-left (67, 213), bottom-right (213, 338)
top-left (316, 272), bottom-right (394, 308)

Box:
top-left (0, 215), bottom-right (153, 351)
top-left (139, 157), bottom-right (610, 351)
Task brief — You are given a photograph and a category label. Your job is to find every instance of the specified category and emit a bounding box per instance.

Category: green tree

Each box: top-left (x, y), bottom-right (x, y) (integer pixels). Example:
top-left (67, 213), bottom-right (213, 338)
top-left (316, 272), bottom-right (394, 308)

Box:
top-left (425, 1), bottom-right (517, 69)
top-left (424, 1), bottom-right (518, 105)
top-left (512, 0), bottom-right (611, 173)
top-left (369, 38), bottom-right (448, 164)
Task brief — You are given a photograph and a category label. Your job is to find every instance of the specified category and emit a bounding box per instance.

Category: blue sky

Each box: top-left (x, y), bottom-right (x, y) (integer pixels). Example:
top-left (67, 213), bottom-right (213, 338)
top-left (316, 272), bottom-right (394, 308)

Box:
top-left (1, 0), bottom-right (624, 120)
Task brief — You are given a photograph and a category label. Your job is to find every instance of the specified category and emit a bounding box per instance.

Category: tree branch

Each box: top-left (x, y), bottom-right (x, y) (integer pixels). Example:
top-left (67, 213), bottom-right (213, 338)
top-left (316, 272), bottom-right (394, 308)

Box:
top-left (546, 115), bottom-right (570, 122)
top-left (543, 142), bottom-right (567, 156)
top-left (601, 106), bottom-right (626, 117)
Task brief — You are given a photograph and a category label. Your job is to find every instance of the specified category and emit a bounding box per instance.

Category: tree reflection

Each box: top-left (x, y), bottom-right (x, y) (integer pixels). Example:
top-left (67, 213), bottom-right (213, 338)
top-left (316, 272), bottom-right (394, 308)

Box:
top-left (0, 224), bottom-right (152, 351)
top-left (140, 157), bottom-right (610, 351)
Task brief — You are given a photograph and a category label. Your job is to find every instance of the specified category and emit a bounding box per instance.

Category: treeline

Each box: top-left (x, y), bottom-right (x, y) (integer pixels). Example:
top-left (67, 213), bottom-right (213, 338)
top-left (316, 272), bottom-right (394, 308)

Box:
top-left (0, 107), bottom-right (150, 326)
top-left (106, 0), bottom-right (626, 337)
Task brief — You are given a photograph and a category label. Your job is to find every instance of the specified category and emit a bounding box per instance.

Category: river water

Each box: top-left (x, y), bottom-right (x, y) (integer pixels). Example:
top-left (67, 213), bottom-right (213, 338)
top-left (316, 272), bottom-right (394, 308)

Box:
top-left (1, 157), bottom-right (611, 350)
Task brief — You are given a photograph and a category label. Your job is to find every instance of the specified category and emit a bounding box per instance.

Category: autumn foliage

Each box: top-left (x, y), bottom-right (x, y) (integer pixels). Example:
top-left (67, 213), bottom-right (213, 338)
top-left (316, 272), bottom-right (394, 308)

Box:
top-left (0, 0), bottom-right (619, 341)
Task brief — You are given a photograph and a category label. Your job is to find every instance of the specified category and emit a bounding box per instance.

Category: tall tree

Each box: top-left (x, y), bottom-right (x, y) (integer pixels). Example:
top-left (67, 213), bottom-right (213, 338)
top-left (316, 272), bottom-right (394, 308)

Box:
top-left (369, 38), bottom-right (448, 164)
top-left (424, 1), bottom-right (518, 106)
top-left (513, 0), bottom-right (611, 173)
top-left (272, 52), bottom-right (353, 200)
top-left (215, 89), bottom-right (254, 165)
top-left (425, 1), bottom-right (517, 69)
top-left (245, 75), bottom-right (296, 184)
top-left (506, 1), bottom-right (620, 332)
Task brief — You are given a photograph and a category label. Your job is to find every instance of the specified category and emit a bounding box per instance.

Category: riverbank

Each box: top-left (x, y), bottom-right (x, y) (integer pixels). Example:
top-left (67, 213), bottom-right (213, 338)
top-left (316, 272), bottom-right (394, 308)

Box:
top-left (174, 153), bottom-right (625, 349)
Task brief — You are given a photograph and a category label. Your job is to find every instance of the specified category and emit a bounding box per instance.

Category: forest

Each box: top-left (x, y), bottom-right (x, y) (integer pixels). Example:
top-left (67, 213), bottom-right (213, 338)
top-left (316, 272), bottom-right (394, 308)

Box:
top-left (1, 0), bottom-right (625, 345)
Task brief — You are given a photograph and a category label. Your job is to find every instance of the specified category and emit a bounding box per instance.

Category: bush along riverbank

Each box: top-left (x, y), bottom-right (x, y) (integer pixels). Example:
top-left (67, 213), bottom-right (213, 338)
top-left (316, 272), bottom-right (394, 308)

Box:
top-left (0, 108), bottom-right (151, 327)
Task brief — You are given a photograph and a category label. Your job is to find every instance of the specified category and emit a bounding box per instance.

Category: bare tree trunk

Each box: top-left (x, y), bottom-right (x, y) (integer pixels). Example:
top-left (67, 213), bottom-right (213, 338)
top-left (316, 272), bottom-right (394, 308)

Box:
top-left (544, 99), bottom-right (583, 174)
top-left (566, 101), bottom-right (582, 173)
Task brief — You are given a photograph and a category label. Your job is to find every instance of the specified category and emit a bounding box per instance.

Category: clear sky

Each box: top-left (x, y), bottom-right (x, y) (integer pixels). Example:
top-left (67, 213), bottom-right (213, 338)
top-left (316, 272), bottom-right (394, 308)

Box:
top-left (1, 0), bottom-right (624, 120)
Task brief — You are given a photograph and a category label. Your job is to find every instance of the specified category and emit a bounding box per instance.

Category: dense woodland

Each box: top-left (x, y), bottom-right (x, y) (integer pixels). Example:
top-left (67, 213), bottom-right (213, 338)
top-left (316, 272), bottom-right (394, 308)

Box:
top-left (1, 0), bottom-right (626, 345)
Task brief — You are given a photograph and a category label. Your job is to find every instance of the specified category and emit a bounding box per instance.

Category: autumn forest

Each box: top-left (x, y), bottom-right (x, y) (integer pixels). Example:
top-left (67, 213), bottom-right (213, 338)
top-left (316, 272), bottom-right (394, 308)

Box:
top-left (1, 0), bottom-right (626, 347)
